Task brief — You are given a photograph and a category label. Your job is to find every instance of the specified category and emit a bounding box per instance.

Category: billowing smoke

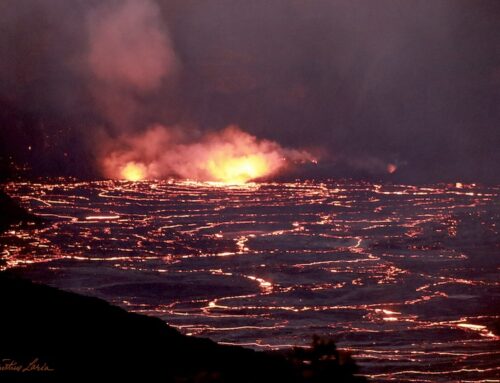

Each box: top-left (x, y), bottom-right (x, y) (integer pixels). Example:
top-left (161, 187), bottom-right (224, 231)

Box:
top-left (102, 124), bottom-right (314, 184)
top-left (88, 0), bottom-right (313, 183)
top-left (85, 0), bottom-right (177, 128)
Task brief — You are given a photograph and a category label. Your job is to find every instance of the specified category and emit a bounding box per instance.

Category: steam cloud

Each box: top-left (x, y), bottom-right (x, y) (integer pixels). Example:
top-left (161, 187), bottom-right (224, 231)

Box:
top-left (102, 125), bottom-right (314, 183)
top-left (85, 0), bottom-right (177, 128)
top-left (88, 0), bottom-right (312, 183)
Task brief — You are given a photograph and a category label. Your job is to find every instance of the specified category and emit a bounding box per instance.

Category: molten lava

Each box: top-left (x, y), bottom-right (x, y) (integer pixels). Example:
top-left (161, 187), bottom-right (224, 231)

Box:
top-left (120, 161), bottom-right (146, 181)
top-left (206, 153), bottom-right (272, 184)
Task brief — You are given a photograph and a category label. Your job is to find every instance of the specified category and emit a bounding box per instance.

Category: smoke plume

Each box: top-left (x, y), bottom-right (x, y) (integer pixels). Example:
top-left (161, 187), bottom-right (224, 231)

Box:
top-left (102, 125), bottom-right (314, 183)
top-left (85, 0), bottom-right (177, 128)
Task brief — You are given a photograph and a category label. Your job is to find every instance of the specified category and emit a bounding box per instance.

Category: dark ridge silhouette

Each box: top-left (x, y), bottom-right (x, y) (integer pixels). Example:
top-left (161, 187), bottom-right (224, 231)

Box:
top-left (0, 272), bottom-right (367, 383)
top-left (0, 189), bottom-right (41, 232)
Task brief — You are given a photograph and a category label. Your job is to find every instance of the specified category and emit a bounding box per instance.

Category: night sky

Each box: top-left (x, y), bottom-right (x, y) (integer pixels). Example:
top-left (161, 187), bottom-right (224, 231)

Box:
top-left (1, 0), bottom-right (499, 183)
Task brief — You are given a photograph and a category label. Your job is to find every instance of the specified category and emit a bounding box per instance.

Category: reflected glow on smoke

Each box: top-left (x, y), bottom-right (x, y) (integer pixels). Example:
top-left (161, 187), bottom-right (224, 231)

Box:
top-left (103, 125), bottom-right (314, 184)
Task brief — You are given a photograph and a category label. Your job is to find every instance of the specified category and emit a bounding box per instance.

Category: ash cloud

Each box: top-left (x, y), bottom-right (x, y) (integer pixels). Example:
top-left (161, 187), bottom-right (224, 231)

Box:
top-left (1, 0), bottom-right (500, 183)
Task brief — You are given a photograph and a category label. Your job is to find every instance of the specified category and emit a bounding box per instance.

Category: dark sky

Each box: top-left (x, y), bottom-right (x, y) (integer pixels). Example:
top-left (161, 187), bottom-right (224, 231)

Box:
top-left (1, 0), bottom-right (499, 183)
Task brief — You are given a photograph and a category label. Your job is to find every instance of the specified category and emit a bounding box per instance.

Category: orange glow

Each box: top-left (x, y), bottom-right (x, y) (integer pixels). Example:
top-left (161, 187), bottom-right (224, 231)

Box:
top-left (387, 163), bottom-right (397, 174)
top-left (206, 153), bottom-right (272, 185)
top-left (120, 161), bottom-right (146, 181)
top-left (101, 125), bottom-right (312, 184)
top-left (85, 215), bottom-right (120, 220)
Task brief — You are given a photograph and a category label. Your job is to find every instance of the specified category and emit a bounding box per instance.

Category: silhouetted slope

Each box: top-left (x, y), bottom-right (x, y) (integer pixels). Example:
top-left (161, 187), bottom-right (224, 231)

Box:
top-left (0, 272), bottom-right (367, 383)
top-left (0, 189), bottom-right (41, 231)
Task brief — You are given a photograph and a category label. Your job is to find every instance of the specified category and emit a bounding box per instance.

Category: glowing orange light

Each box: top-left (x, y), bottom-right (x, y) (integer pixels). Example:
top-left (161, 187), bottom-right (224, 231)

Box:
top-left (206, 154), bottom-right (271, 185)
top-left (387, 163), bottom-right (397, 174)
top-left (101, 125), bottom-right (312, 184)
top-left (85, 215), bottom-right (120, 220)
top-left (120, 161), bottom-right (146, 181)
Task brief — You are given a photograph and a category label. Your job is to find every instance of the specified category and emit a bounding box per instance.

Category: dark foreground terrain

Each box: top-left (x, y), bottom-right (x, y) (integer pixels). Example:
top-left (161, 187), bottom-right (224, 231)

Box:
top-left (0, 189), bottom-right (40, 232)
top-left (0, 190), bottom-right (365, 383)
top-left (0, 272), bottom-right (365, 383)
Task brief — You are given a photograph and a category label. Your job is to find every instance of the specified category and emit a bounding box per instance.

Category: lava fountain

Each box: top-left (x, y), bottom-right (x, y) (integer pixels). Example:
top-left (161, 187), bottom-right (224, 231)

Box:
top-left (120, 161), bottom-right (147, 181)
top-left (103, 125), bottom-right (314, 184)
